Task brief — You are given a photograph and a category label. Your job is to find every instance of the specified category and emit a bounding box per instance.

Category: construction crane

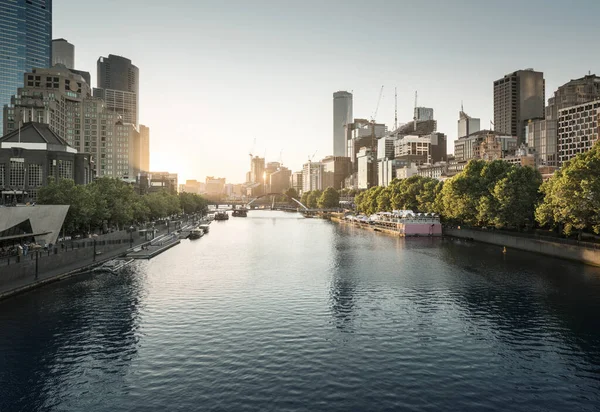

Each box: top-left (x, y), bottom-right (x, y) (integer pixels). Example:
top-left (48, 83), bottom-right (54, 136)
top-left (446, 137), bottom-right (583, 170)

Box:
top-left (371, 85), bottom-right (384, 123)
top-left (308, 150), bottom-right (317, 162)
top-left (279, 150), bottom-right (284, 167)
top-left (248, 138), bottom-right (256, 159)
top-left (394, 87), bottom-right (398, 132)
top-left (413, 91), bottom-right (418, 130)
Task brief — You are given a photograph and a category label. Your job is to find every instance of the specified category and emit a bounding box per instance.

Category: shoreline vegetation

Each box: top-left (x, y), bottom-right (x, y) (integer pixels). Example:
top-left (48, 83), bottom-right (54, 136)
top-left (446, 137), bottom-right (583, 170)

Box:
top-left (37, 177), bottom-right (209, 236)
top-left (346, 141), bottom-right (600, 243)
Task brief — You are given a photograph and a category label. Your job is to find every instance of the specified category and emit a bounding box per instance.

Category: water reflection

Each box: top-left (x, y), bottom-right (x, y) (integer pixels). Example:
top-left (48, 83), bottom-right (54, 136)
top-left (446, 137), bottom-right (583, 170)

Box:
top-left (0, 266), bottom-right (144, 411)
top-left (329, 228), bottom-right (358, 331)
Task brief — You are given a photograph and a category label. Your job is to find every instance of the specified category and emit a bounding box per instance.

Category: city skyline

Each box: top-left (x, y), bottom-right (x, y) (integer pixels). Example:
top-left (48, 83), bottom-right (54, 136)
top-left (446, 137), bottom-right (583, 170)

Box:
top-left (52, 0), bottom-right (600, 182)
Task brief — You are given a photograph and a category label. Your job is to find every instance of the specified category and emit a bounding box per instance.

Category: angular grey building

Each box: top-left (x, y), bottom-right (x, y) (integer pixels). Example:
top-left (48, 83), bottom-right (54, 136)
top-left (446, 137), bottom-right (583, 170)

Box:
top-left (0, 0), bottom-right (52, 136)
top-left (94, 55), bottom-right (139, 126)
top-left (52, 38), bottom-right (74, 69)
top-left (493, 69), bottom-right (545, 144)
top-left (333, 91), bottom-right (353, 157)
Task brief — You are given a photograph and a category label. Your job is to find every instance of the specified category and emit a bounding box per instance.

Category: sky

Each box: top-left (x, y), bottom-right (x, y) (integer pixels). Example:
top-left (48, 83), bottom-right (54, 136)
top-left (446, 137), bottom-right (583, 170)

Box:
top-left (53, 0), bottom-right (600, 183)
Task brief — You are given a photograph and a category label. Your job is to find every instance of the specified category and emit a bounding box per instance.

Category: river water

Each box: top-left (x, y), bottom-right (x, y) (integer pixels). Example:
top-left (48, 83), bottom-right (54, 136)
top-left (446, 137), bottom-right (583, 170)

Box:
top-left (1, 211), bottom-right (600, 411)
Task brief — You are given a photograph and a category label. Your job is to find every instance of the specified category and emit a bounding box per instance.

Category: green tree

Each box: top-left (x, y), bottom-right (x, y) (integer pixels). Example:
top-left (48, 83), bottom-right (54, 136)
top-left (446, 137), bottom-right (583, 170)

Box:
top-left (490, 166), bottom-right (542, 229)
top-left (307, 190), bottom-right (322, 208)
top-left (376, 187), bottom-right (392, 212)
top-left (285, 187), bottom-right (298, 200)
top-left (300, 190), bottom-right (310, 207)
top-left (536, 142), bottom-right (600, 236)
top-left (37, 178), bottom-right (92, 234)
top-left (318, 187), bottom-right (340, 208)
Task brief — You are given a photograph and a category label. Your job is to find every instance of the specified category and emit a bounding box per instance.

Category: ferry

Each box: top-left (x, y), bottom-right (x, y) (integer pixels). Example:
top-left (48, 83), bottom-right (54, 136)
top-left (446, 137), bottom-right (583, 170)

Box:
top-left (188, 228), bottom-right (204, 239)
top-left (214, 211), bottom-right (229, 221)
top-left (375, 210), bottom-right (442, 236)
top-left (232, 208), bottom-right (248, 217)
top-left (93, 258), bottom-right (134, 274)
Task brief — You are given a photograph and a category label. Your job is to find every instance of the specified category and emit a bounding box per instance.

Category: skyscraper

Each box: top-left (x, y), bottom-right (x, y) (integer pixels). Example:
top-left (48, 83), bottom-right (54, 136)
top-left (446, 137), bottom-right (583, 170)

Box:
top-left (94, 55), bottom-right (139, 126)
top-left (139, 125), bottom-right (150, 173)
top-left (52, 38), bottom-right (74, 69)
top-left (493, 69), bottom-right (545, 144)
top-left (0, 0), bottom-right (52, 136)
top-left (333, 91), bottom-right (353, 157)
top-left (457, 109), bottom-right (480, 139)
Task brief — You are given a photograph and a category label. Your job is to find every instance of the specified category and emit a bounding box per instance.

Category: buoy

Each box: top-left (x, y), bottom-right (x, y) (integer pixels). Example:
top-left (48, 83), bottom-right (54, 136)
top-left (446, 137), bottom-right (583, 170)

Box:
top-left (502, 246), bottom-right (507, 254)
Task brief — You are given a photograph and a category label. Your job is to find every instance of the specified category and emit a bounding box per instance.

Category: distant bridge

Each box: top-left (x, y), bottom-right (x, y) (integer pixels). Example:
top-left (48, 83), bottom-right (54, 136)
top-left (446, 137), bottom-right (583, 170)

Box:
top-left (209, 193), bottom-right (309, 211)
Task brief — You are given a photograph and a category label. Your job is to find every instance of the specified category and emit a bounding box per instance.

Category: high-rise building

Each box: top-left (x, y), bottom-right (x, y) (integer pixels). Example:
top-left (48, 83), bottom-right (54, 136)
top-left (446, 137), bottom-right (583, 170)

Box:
top-left (52, 38), bottom-right (74, 69)
top-left (414, 107), bottom-right (434, 122)
top-left (139, 124), bottom-right (150, 172)
top-left (493, 69), bottom-right (545, 144)
top-left (302, 161), bottom-right (323, 193)
top-left (557, 100), bottom-right (600, 165)
top-left (357, 147), bottom-right (376, 189)
top-left (394, 133), bottom-right (447, 165)
top-left (94, 55), bottom-right (139, 126)
top-left (205, 176), bottom-right (226, 196)
top-left (3, 65), bottom-right (139, 178)
top-left (250, 156), bottom-right (265, 184)
top-left (321, 156), bottom-right (351, 190)
top-left (291, 171), bottom-right (303, 194)
top-left (0, 0), bottom-right (52, 136)
top-left (457, 109), bottom-right (480, 139)
top-left (269, 167), bottom-right (291, 193)
top-left (333, 91), bottom-right (353, 157)
top-left (529, 74), bottom-right (600, 167)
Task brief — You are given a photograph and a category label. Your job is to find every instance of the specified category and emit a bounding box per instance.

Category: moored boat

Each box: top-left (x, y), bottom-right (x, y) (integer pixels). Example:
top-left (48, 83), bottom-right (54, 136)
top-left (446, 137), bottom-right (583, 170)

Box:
top-left (232, 208), bottom-right (248, 217)
top-left (214, 211), bottom-right (229, 221)
top-left (198, 224), bottom-right (210, 234)
top-left (188, 228), bottom-right (204, 239)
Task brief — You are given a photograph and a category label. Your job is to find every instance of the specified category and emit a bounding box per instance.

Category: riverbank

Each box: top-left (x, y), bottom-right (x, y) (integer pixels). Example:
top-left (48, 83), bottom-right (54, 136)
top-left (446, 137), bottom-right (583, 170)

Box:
top-left (329, 214), bottom-right (442, 237)
top-left (444, 227), bottom-right (600, 267)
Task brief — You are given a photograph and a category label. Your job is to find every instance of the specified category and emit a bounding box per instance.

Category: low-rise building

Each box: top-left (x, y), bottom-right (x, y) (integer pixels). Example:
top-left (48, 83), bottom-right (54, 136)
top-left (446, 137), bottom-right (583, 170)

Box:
top-left (454, 130), bottom-right (517, 162)
top-left (205, 176), bottom-right (225, 196)
top-left (138, 171), bottom-right (178, 195)
top-left (396, 163), bottom-right (418, 180)
top-left (0, 122), bottom-right (94, 204)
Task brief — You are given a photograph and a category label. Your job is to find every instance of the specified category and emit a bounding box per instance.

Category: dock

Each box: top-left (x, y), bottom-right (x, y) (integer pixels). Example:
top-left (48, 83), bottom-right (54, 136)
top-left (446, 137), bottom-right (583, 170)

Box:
top-left (125, 233), bottom-right (181, 259)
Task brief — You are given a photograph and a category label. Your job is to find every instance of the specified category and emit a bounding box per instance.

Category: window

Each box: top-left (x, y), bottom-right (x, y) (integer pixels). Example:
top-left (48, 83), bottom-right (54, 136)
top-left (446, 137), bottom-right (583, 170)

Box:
top-left (0, 164), bottom-right (4, 187)
top-left (28, 164), bottom-right (43, 187)
top-left (10, 160), bottom-right (25, 187)
top-left (58, 160), bottom-right (73, 180)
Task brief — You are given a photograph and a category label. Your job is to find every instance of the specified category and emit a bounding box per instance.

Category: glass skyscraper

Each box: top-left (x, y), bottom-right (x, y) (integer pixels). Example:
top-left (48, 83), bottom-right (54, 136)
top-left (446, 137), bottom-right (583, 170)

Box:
top-left (0, 0), bottom-right (52, 136)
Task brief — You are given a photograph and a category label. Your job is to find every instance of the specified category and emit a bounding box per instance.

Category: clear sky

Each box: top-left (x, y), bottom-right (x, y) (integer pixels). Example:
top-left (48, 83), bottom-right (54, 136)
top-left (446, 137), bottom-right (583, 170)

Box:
top-left (54, 0), bottom-right (600, 183)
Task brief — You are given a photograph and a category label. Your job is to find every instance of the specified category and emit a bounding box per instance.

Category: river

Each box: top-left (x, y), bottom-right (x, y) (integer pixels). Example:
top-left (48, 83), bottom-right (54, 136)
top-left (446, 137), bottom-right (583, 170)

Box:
top-left (1, 211), bottom-right (600, 411)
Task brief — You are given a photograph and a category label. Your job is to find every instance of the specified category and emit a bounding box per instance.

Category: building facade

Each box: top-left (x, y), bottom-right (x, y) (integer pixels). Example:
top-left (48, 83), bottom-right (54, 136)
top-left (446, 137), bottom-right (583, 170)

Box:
top-left (52, 38), bottom-right (74, 69)
top-left (394, 133), bottom-right (447, 164)
top-left (457, 110), bottom-right (480, 139)
top-left (378, 159), bottom-right (405, 187)
top-left (95, 55), bottom-right (139, 126)
top-left (291, 171), bottom-right (303, 194)
top-left (0, 122), bottom-right (94, 204)
top-left (0, 0), bottom-right (52, 136)
top-left (454, 130), bottom-right (518, 162)
top-left (321, 156), bottom-right (351, 190)
top-left (302, 161), bottom-right (323, 193)
top-left (357, 147), bottom-right (376, 189)
top-left (250, 156), bottom-right (265, 184)
top-left (493, 69), bottom-right (545, 144)
top-left (557, 100), bottom-right (600, 164)
top-left (139, 124), bottom-right (150, 173)
top-left (333, 91), bottom-right (353, 157)
top-left (414, 107), bottom-right (434, 122)
top-left (269, 167), bottom-right (291, 193)
top-left (3, 66), bottom-right (140, 179)
top-left (205, 176), bottom-right (225, 196)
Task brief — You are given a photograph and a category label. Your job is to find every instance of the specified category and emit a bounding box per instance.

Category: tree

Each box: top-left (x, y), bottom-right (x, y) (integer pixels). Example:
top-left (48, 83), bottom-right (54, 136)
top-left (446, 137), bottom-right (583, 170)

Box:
top-left (376, 187), bottom-right (392, 212)
top-left (307, 190), bottom-right (322, 208)
top-left (37, 178), bottom-right (92, 234)
top-left (318, 187), bottom-right (340, 208)
top-left (300, 190), bottom-right (310, 207)
top-left (285, 187), bottom-right (298, 200)
top-left (490, 166), bottom-right (542, 229)
top-left (536, 142), bottom-right (600, 236)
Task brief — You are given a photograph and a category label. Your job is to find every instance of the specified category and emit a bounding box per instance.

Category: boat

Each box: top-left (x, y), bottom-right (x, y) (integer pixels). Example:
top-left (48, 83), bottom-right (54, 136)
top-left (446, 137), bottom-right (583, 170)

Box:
top-left (198, 224), bottom-right (210, 234)
top-left (214, 211), bottom-right (229, 221)
top-left (93, 258), bottom-right (134, 274)
top-left (232, 208), bottom-right (248, 217)
top-left (188, 228), bottom-right (204, 239)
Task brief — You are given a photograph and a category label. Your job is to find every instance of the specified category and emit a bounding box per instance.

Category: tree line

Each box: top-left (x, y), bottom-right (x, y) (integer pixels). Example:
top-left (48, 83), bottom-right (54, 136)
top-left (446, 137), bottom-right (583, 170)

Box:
top-left (352, 140), bottom-right (600, 238)
top-left (37, 177), bottom-right (209, 235)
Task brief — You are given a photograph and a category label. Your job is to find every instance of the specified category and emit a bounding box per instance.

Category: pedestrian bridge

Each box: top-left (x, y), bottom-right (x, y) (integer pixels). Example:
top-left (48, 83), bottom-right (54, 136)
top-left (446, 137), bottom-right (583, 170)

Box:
top-left (246, 193), bottom-right (308, 210)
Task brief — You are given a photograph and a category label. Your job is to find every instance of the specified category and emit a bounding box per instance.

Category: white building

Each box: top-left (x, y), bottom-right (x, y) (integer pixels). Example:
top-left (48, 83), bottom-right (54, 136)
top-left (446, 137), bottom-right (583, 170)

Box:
top-left (458, 110), bottom-right (480, 139)
top-left (557, 100), bottom-right (600, 165)
top-left (333, 91), bottom-right (353, 157)
top-left (396, 163), bottom-right (418, 179)
top-left (51, 38), bottom-right (74, 69)
top-left (377, 136), bottom-right (395, 160)
top-left (378, 159), bottom-right (404, 187)
top-left (302, 161), bottom-right (323, 192)
top-left (357, 147), bottom-right (376, 189)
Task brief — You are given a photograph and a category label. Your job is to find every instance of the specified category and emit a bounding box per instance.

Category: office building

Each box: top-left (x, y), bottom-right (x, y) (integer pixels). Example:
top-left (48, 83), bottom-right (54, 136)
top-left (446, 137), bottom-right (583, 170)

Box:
top-left (333, 91), bottom-right (353, 156)
top-left (180, 179), bottom-right (203, 194)
top-left (302, 161), bottom-right (323, 193)
top-left (454, 130), bottom-right (518, 162)
top-left (357, 147), bottom-right (377, 189)
top-left (269, 167), bottom-right (291, 193)
top-left (345, 118), bottom-right (387, 171)
top-left (378, 159), bottom-right (405, 187)
top-left (291, 171), bottom-right (303, 194)
top-left (250, 156), bottom-right (265, 184)
top-left (138, 172), bottom-right (178, 195)
top-left (529, 74), bottom-right (600, 167)
top-left (394, 133), bottom-right (447, 165)
top-left (95, 55), bottom-right (139, 126)
top-left (321, 156), bottom-right (351, 190)
top-left (493, 69), bottom-right (545, 144)
top-left (0, 122), bottom-right (94, 203)
top-left (0, 0), bottom-right (52, 136)
top-left (3, 65), bottom-right (139, 178)
top-left (205, 176), bottom-right (226, 196)
top-left (377, 136), bottom-right (395, 160)
top-left (557, 100), bottom-right (600, 164)
top-left (139, 124), bottom-right (150, 172)
top-left (52, 38), bottom-right (74, 69)
top-left (414, 107), bottom-right (434, 122)
top-left (458, 109), bottom-right (480, 139)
